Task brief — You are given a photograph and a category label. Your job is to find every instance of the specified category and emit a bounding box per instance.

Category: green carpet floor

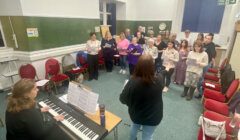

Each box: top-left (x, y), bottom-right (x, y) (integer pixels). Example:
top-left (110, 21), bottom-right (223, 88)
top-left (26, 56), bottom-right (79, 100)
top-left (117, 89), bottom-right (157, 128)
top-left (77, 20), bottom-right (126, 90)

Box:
top-left (0, 67), bottom-right (202, 140)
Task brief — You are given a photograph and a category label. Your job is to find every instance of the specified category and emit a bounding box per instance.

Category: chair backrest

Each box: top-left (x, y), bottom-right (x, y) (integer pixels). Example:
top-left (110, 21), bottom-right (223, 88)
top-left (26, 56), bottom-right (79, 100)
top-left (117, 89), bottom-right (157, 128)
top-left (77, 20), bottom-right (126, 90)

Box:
top-left (98, 50), bottom-right (104, 60)
top-left (76, 51), bottom-right (87, 67)
top-left (221, 70), bottom-right (235, 93)
top-left (19, 64), bottom-right (37, 80)
top-left (45, 58), bottom-right (60, 78)
top-left (225, 79), bottom-right (239, 100)
top-left (204, 111), bottom-right (232, 134)
top-left (62, 54), bottom-right (75, 67)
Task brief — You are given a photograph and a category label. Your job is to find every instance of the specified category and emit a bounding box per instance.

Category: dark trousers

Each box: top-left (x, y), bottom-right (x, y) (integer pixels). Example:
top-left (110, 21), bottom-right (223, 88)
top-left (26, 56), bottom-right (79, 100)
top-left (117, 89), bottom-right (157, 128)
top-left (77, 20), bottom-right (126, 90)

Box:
top-left (87, 54), bottom-right (98, 79)
top-left (129, 63), bottom-right (136, 75)
top-left (162, 68), bottom-right (175, 87)
top-left (105, 60), bottom-right (113, 72)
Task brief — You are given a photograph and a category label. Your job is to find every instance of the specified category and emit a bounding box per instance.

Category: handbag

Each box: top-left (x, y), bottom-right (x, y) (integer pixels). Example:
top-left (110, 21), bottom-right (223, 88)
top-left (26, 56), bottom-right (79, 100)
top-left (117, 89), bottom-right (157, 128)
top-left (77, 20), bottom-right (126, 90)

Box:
top-left (198, 115), bottom-right (226, 140)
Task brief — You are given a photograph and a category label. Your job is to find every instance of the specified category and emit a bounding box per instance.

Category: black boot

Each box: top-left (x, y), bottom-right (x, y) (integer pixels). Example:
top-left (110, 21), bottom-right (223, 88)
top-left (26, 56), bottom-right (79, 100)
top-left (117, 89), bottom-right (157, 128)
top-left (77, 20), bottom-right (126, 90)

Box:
top-left (186, 87), bottom-right (196, 101)
top-left (181, 86), bottom-right (189, 97)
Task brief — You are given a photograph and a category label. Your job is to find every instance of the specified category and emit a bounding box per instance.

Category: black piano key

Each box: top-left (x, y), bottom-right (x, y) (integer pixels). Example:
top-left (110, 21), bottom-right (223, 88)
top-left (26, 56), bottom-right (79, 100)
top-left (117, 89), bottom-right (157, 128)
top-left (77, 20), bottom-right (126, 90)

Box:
top-left (75, 123), bottom-right (80, 128)
top-left (52, 106), bottom-right (58, 109)
top-left (71, 120), bottom-right (77, 125)
top-left (79, 125), bottom-right (85, 131)
top-left (88, 132), bottom-right (95, 138)
top-left (68, 117), bottom-right (74, 122)
top-left (65, 115), bottom-right (71, 119)
top-left (84, 129), bottom-right (90, 135)
top-left (58, 110), bottom-right (64, 114)
top-left (90, 133), bottom-right (97, 139)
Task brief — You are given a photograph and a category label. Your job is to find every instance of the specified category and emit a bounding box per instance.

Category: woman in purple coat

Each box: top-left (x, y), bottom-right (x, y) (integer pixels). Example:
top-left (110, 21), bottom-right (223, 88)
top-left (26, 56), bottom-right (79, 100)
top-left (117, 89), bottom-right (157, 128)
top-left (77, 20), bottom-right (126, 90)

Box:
top-left (174, 40), bottom-right (189, 85)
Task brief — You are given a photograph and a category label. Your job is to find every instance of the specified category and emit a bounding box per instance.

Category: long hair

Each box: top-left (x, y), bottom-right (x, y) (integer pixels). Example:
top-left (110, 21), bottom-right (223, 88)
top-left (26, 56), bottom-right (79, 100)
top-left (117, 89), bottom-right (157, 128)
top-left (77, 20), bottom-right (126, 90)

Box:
top-left (133, 55), bottom-right (155, 84)
top-left (179, 39), bottom-right (188, 51)
top-left (7, 79), bottom-right (36, 113)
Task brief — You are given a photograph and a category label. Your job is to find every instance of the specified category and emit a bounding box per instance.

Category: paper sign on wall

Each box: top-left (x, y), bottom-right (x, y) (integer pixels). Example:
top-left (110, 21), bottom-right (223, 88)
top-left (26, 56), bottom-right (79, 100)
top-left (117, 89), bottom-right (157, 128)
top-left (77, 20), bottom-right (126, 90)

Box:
top-left (95, 26), bottom-right (100, 33)
top-left (27, 28), bottom-right (39, 37)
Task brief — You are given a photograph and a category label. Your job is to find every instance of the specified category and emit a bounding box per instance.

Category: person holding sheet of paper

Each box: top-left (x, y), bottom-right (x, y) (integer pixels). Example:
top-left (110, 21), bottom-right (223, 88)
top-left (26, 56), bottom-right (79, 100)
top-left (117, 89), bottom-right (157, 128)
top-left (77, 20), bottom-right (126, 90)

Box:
top-left (143, 38), bottom-right (158, 61)
top-left (101, 31), bottom-right (117, 72)
top-left (161, 41), bottom-right (179, 92)
top-left (86, 32), bottom-right (101, 81)
top-left (181, 40), bottom-right (208, 100)
top-left (127, 37), bottom-right (143, 75)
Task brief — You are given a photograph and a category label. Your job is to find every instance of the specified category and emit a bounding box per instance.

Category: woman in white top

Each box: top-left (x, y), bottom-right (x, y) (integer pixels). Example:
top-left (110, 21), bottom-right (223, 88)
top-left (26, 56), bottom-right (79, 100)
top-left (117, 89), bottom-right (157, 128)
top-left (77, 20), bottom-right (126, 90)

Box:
top-left (86, 32), bottom-right (101, 81)
top-left (143, 38), bottom-right (158, 60)
top-left (161, 41), bottom-right (179, 92)
top-left (181, 40), bottom-right (208, 100)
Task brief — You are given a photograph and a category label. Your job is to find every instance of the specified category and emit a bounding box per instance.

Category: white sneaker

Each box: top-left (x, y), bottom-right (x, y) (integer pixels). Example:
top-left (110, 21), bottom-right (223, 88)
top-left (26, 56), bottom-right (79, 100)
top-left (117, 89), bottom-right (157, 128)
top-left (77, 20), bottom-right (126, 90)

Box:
top-left (122, 70), bottom-right (126, 74)
top-left (163, 87), bottom-right (169, 93)
top-left (119, 69), bottom-right (123, 74)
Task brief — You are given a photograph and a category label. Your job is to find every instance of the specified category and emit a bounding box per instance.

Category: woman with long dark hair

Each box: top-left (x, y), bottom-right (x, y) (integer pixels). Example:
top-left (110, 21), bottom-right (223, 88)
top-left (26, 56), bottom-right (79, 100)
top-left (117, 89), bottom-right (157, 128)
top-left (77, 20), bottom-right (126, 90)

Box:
top-left (174, 40), bottom-right (189, 85)
top-left (161, 41), bottom-right (179, 92)
top-left (120, 54), bottom-right (163, 140)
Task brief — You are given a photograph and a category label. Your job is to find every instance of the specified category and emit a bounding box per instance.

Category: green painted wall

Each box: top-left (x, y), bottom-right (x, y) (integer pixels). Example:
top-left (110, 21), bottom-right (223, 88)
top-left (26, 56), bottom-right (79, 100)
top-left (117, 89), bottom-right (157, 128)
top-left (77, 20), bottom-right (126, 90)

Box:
top-left (25, 17), bottom-right (100, 51)
top-left (0, 16), bottom-right (100, 51)
top-left (116, 20), bottom-right (172, 36)
top-left (0, 17), bottom-right (171, 51)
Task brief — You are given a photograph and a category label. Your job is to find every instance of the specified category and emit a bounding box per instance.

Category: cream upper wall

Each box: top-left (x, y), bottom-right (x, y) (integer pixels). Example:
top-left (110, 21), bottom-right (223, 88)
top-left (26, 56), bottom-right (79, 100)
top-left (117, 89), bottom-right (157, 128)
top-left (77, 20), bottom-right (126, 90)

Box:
top-left (0, 0), bottom-right (23, 16)
top-left (20, 0), bottom-right (100, 18)
top-left (118, 0), bottom-right (177, 21)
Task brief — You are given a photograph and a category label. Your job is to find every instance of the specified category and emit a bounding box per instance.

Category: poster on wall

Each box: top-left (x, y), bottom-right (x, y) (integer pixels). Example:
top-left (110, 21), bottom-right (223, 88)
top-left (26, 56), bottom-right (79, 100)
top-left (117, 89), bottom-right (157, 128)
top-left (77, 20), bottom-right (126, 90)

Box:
top-left (26, 28), bottom-right (39, 37)
top-left (100, 25), bottom-right (110, 37)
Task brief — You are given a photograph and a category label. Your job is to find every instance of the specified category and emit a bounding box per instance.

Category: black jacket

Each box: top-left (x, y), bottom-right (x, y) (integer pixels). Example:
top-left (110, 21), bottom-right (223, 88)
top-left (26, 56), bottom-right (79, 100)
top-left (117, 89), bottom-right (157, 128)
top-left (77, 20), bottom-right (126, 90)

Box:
top-left (5, 108), bottom-right (53, 140)
top-left (204, 42), bottom-right (216, 63)
top-left (120, 77), bottom-right (163, 126)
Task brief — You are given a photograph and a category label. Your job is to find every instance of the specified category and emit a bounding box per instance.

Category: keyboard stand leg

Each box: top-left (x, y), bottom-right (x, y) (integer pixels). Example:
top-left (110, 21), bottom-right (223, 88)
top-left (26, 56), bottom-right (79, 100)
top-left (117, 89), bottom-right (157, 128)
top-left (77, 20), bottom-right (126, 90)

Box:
top-left (114, 126), bottom-right (118, 140)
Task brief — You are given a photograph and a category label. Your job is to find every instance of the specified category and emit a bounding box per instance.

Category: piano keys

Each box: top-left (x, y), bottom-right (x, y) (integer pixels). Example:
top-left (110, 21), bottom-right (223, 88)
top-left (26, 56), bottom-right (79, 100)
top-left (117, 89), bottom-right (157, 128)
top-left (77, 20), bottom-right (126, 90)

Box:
top-left (38, 96), bottom-right (107, 140)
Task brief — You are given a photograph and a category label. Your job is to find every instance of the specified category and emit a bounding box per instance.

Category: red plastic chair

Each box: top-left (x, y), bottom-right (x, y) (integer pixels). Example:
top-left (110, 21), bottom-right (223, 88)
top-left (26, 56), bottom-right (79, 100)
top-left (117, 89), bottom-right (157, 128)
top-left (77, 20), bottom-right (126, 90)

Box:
top-left (204, 99), bottom-right (230, 116)
top-left (98, 50), bottom-right (105, 68)
top-left (203, 58), bottom-right (229, 83)
top-left (203, 79), bottom-right (239, 103)
top-left (19, 64), bottom-right (38, 80)
top-left (207, 58), bottom-right (228, 74)
top-left (45, 58), bottom-right (69, 92)
top-left (62, 54), bottom-right (86, 78)
top-left (197, 111), bottom-right (234, 140)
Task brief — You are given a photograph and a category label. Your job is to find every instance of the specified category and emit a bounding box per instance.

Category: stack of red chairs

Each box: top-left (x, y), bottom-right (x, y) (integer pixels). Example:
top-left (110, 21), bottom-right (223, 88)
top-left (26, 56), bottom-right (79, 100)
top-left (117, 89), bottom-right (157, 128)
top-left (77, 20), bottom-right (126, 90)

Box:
top-left (198, 80), bottom-right (239, 139)
top-left (203, 79), bottom-right (239, 117)
top-left (197, 111), bottom-right (234, 140)
top-left (202, 58), bottom-right (229, 91)
top-left (45, 58), bottom-right (69, 92)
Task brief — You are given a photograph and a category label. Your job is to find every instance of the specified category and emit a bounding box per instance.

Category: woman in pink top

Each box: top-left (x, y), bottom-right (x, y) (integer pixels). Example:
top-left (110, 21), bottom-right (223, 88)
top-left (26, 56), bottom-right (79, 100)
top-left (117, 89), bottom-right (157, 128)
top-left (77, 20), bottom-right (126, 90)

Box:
top-left (117, 32), bottom-right (129, 74)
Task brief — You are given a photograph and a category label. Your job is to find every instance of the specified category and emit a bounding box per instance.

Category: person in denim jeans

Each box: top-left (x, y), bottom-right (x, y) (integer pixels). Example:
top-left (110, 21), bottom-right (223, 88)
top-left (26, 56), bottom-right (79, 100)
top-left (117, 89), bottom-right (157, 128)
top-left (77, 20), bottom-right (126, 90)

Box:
top-left (117, 32), bottom-right (129, 74)
top-left (120, 55), bottom-right (163, 140)
top-left (195, 33), bottom-right (216, 98)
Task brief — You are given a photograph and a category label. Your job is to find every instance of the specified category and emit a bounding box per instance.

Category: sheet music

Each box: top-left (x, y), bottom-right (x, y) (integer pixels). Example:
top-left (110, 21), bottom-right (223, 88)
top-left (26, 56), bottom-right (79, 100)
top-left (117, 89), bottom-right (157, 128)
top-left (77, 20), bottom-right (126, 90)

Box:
top-left (36, 79), bottom-right (49, 86)
top-left (67, 83), bottom-right (99, 114)
top-left (188, 58), bottom-right (198, 66)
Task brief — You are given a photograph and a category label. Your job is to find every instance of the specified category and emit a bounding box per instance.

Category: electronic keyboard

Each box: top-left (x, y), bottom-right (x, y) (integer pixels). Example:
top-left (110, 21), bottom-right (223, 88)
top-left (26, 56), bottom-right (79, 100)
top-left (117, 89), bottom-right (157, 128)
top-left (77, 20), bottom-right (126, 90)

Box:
top-left (38, 95), bottom-right (107, 140)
